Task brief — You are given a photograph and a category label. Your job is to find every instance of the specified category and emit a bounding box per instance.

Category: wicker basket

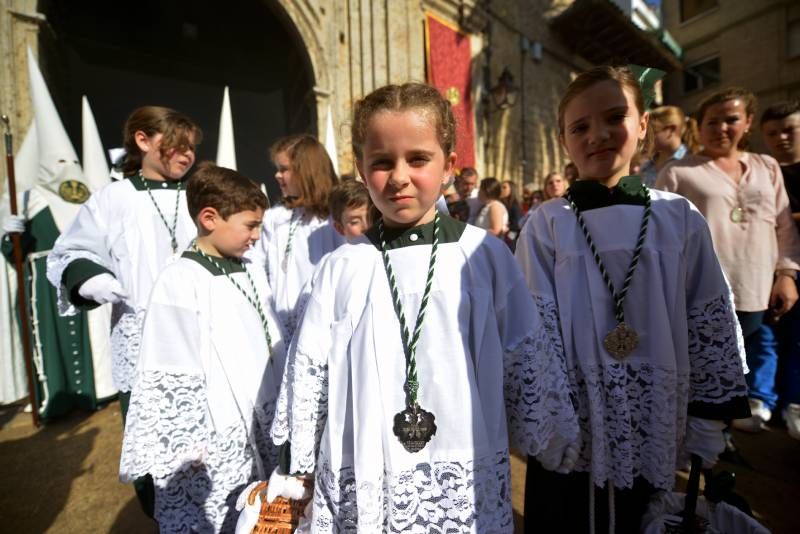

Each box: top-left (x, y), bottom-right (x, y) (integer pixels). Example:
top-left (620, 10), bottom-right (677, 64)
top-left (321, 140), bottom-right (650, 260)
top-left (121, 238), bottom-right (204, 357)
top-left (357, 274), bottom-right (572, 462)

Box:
top-left (246, 479), bottom-right (313, 534)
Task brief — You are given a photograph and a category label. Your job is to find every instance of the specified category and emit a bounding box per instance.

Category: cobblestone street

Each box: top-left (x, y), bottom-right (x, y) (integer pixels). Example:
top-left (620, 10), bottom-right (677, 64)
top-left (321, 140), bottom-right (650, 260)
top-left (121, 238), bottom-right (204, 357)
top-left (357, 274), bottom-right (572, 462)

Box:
top-left (1, 399), bottom-right (798, 533)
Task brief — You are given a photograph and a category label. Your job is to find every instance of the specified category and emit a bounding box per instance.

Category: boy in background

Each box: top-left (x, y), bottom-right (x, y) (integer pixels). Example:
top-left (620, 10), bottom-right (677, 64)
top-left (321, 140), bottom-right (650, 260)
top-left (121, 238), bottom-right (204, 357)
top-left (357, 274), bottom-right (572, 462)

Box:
top-left (119, 163), bottom-right (287, 532)
top-left (328, 178), bottom-right (373, 241)
top-left (760, 101), bottom-right (800, 439)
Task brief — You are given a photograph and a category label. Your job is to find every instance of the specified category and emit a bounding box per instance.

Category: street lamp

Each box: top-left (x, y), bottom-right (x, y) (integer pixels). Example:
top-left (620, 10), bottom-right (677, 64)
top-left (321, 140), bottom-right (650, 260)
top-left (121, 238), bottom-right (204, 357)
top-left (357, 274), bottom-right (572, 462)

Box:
top-left (488, 67), bottom-right (519, 110)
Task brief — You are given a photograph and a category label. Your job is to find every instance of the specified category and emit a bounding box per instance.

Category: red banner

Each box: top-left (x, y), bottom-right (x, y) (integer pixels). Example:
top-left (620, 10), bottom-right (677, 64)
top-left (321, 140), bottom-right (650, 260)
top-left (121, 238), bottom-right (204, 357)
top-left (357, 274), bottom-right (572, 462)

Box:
top-left (425, 14), bottom-right (475, 169)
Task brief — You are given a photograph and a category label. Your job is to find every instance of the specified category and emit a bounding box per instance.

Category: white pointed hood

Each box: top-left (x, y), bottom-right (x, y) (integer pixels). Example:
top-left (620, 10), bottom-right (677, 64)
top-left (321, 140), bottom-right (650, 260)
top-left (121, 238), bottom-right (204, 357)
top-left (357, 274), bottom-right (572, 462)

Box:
top-left (26, 47), bottom-right (90, 231)
top-left (81, 96), bottom-right (111, 192)
top-left (216, 86), bottom-right (237, 170)
top-left (13, 122), bottom-right (40, 194)
top-left (324, 104), bottom-right (339, 175)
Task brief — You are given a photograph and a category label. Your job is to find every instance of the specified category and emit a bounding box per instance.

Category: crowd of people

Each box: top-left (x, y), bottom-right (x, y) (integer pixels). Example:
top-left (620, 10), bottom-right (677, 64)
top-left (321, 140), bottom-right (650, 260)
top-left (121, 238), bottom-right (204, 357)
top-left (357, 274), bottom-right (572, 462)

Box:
top-left (1, 63), bottom-right (797, 533)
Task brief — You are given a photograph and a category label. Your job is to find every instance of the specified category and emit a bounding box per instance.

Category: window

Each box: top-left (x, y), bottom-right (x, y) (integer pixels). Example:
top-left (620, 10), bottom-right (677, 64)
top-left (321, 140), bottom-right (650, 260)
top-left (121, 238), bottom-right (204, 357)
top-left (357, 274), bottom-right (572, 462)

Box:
top-left (680, 0), bottom-right (718, 23)
top-left (683, 56), bottom-right (720, 93)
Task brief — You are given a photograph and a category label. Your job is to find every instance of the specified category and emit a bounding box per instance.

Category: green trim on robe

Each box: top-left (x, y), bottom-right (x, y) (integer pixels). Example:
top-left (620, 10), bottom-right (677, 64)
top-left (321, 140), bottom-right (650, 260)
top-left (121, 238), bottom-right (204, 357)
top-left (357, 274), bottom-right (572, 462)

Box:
top-left (62, 258), bottom-right (114, 311)
top-left (365, 213), bottom-right (466, 250)
top-left (182, 250), bottom-right (247, 275)
top-left (5, 207), bottom-right (110, 420)
top-left (126, 173), bottom-right (187, 191)
top-left (566, 175), bottom-right (649, 211)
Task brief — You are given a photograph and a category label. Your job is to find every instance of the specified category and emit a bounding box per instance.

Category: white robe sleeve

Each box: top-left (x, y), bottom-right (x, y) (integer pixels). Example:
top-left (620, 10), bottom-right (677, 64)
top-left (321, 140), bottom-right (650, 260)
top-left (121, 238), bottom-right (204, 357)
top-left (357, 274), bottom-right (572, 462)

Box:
top-left (270, 290), bottom-right (330, 475)
top-left (46, 192), bottom-right (115, 315)
top-left (505, 226), bottom-right (580, 456)
top-left (683, 205), bottom-right (750, 420)
top-left (119, 270), bottom-right (210, 482)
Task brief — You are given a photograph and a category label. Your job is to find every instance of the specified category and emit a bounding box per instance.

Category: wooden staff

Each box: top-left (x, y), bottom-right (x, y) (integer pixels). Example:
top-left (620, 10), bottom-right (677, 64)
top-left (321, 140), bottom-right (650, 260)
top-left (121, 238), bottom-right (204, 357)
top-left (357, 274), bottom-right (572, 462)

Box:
top-left (2, 114), bottom-right (40, 427)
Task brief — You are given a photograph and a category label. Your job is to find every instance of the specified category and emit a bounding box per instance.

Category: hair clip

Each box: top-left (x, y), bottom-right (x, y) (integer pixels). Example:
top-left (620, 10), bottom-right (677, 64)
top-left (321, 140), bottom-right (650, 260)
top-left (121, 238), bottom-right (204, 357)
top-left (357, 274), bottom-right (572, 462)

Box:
top-left (628, 64), bottom-right (666, 109)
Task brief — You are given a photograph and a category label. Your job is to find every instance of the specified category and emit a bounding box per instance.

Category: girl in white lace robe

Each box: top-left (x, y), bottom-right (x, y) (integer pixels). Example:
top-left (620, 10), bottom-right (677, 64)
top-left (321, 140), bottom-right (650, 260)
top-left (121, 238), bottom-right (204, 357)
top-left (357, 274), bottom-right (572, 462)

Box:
top-left (254, 135), bottom-right (344, 339)
top-left (46, 176), bottom-right (196, 394)
top-left (47, 107), bottom-right (200, 397)
top-left (272, 214), bottom-right (579, 533)
top-left (257, 203), bottom-right (343, 338)
top-left (515, 66), bottom-right (750, 533)
top-left (120, 251), bottom-right (287, 533)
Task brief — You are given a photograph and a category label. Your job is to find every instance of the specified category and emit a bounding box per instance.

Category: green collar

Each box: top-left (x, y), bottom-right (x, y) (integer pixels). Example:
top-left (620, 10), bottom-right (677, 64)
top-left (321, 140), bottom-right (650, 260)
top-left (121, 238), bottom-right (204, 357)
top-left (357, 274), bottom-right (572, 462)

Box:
top-left (566, 176), bottom-right (648, 211)
top-left (365, 214), bottom-right (465, 250)
top-left (182, 250), bottom-right (246, 275)
top-left (127, 173), bottom-right (186, 191)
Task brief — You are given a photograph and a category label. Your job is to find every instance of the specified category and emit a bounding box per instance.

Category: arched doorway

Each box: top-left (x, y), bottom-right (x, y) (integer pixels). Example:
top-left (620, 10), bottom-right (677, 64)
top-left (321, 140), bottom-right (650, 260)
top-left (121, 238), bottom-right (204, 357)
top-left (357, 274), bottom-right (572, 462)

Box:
top-left (37, 0), bottom-right (317, 196)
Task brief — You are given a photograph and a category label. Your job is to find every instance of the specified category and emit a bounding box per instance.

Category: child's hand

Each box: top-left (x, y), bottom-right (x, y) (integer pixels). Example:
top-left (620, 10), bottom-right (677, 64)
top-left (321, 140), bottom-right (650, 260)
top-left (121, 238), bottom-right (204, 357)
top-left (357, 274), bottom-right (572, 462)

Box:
top-left (266, 467), bottom-right (311, 503)
top-left (78, 273), bottom-right (128, 304)
top-left (684, 416), bottom-right (726, 469)
top-left (535, 435), bottom-right (581, 474)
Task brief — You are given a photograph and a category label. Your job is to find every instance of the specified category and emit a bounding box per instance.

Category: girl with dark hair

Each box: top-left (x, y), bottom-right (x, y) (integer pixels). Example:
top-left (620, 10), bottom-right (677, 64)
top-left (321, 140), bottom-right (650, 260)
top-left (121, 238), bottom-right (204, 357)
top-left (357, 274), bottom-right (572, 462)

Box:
top-left (500, 179), bottom-right (523, 243)
top-left (474, 177), bottom-right (509, 237)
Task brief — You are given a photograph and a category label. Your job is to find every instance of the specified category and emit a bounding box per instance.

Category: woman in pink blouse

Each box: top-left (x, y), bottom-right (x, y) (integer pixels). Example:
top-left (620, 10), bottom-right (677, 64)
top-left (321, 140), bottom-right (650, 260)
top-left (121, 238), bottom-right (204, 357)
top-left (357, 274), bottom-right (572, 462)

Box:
top-left (657, 87), bottom-right (800, 432)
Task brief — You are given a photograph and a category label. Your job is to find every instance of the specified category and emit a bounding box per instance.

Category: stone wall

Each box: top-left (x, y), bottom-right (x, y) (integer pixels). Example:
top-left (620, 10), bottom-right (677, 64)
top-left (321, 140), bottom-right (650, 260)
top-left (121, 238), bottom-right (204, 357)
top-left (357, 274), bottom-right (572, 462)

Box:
top-left (661, 0), bottom-right (800, 150)
top-left (0, 0), bottom-right (40, 197)
top-left (1, 0), bottom-right (585, 196)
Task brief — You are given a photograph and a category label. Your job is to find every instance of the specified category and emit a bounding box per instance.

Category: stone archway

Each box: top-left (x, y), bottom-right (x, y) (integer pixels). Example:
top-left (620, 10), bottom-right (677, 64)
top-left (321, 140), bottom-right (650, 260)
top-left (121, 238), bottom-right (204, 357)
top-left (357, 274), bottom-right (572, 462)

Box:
top-left (32, 0), bottom-right (320, 191)
top-left (272, 0), bottom-right (332, 141)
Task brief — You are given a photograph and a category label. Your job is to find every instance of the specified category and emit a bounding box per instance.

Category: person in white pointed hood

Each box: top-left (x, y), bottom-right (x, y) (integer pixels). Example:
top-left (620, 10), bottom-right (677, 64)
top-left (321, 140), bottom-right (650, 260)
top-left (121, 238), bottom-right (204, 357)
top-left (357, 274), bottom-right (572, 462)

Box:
top-left (0, 122), bottom-right (38, 407)
top-left (1, 49), bottom-right (115, 420)
top-left (216, 86), bottom-right (238, 170)
top-left (47, 105), bottom-right (201, 516)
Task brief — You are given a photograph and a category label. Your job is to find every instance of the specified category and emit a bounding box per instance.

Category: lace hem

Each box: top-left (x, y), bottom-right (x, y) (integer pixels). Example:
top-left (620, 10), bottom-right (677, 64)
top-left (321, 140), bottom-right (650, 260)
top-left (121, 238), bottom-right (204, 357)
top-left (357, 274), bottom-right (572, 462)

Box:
top-left (505, 295), bottom-right (579, 456)
top-left (110, 307), bottom-right (144, 392)
top-left (271, 349), bottom-right (328, 474)
top-left (120, 370), bottom-right (211, 481)
top-left (121, 370), bottom-right (275, 533)
top-left (569, 362), bottom-right (691, 490)
top-left (46, 250), bottom-right (111, 316)
top-left (687, 293), bottom-right (748, 405)
top-left (312, 450), bottom-right (513, 533)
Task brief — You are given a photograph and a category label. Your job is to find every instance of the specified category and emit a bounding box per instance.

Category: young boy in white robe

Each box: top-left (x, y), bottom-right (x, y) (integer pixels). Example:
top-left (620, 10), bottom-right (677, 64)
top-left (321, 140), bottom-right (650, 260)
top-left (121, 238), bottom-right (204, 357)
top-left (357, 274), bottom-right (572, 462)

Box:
top-left (120, 162), bottom-right (287, 533)
top-left (516, 66), bottom-right (750, 533)
top-left (271, 83), bottom-right (579, 533)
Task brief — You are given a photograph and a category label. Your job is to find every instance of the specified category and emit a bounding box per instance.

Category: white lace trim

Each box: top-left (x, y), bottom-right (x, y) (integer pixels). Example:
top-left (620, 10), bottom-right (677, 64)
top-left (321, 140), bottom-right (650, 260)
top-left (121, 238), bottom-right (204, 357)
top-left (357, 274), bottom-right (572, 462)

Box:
top-left (121, 370), bottom-right (277, 533)
top-left (687, 294), bottom-right (749, 404)
top-left (570, 362), bottom-right (690, 490)
top-left (46, 250), bottom-right (111, 316)
top-left (312, 450), bottom-right (513, 533)
top-left (110, 307), bottom-right (144, 392)
top-left (558, 292), bottom-right (747, 491)
top-left (286, 290), bottom-right (313, 341)
top-left (505, 295), bottom-right (580, 456)
top-left (271, 348), bottom-right (328, 474)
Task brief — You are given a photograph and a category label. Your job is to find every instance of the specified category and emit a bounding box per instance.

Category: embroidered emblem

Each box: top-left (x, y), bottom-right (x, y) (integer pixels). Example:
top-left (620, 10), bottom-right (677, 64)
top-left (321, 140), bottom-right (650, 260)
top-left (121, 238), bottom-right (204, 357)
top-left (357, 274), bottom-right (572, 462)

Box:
top-left (58, 180), bottom-right (91, 204)
top-left (445, 86), bottom-right (461, 106)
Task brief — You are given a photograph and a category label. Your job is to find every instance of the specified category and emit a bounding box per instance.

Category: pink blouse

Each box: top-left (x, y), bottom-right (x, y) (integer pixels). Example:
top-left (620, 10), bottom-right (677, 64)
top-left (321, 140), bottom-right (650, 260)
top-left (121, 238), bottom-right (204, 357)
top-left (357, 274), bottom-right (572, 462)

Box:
top-left (656, 152), bottom-right (800, 312)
